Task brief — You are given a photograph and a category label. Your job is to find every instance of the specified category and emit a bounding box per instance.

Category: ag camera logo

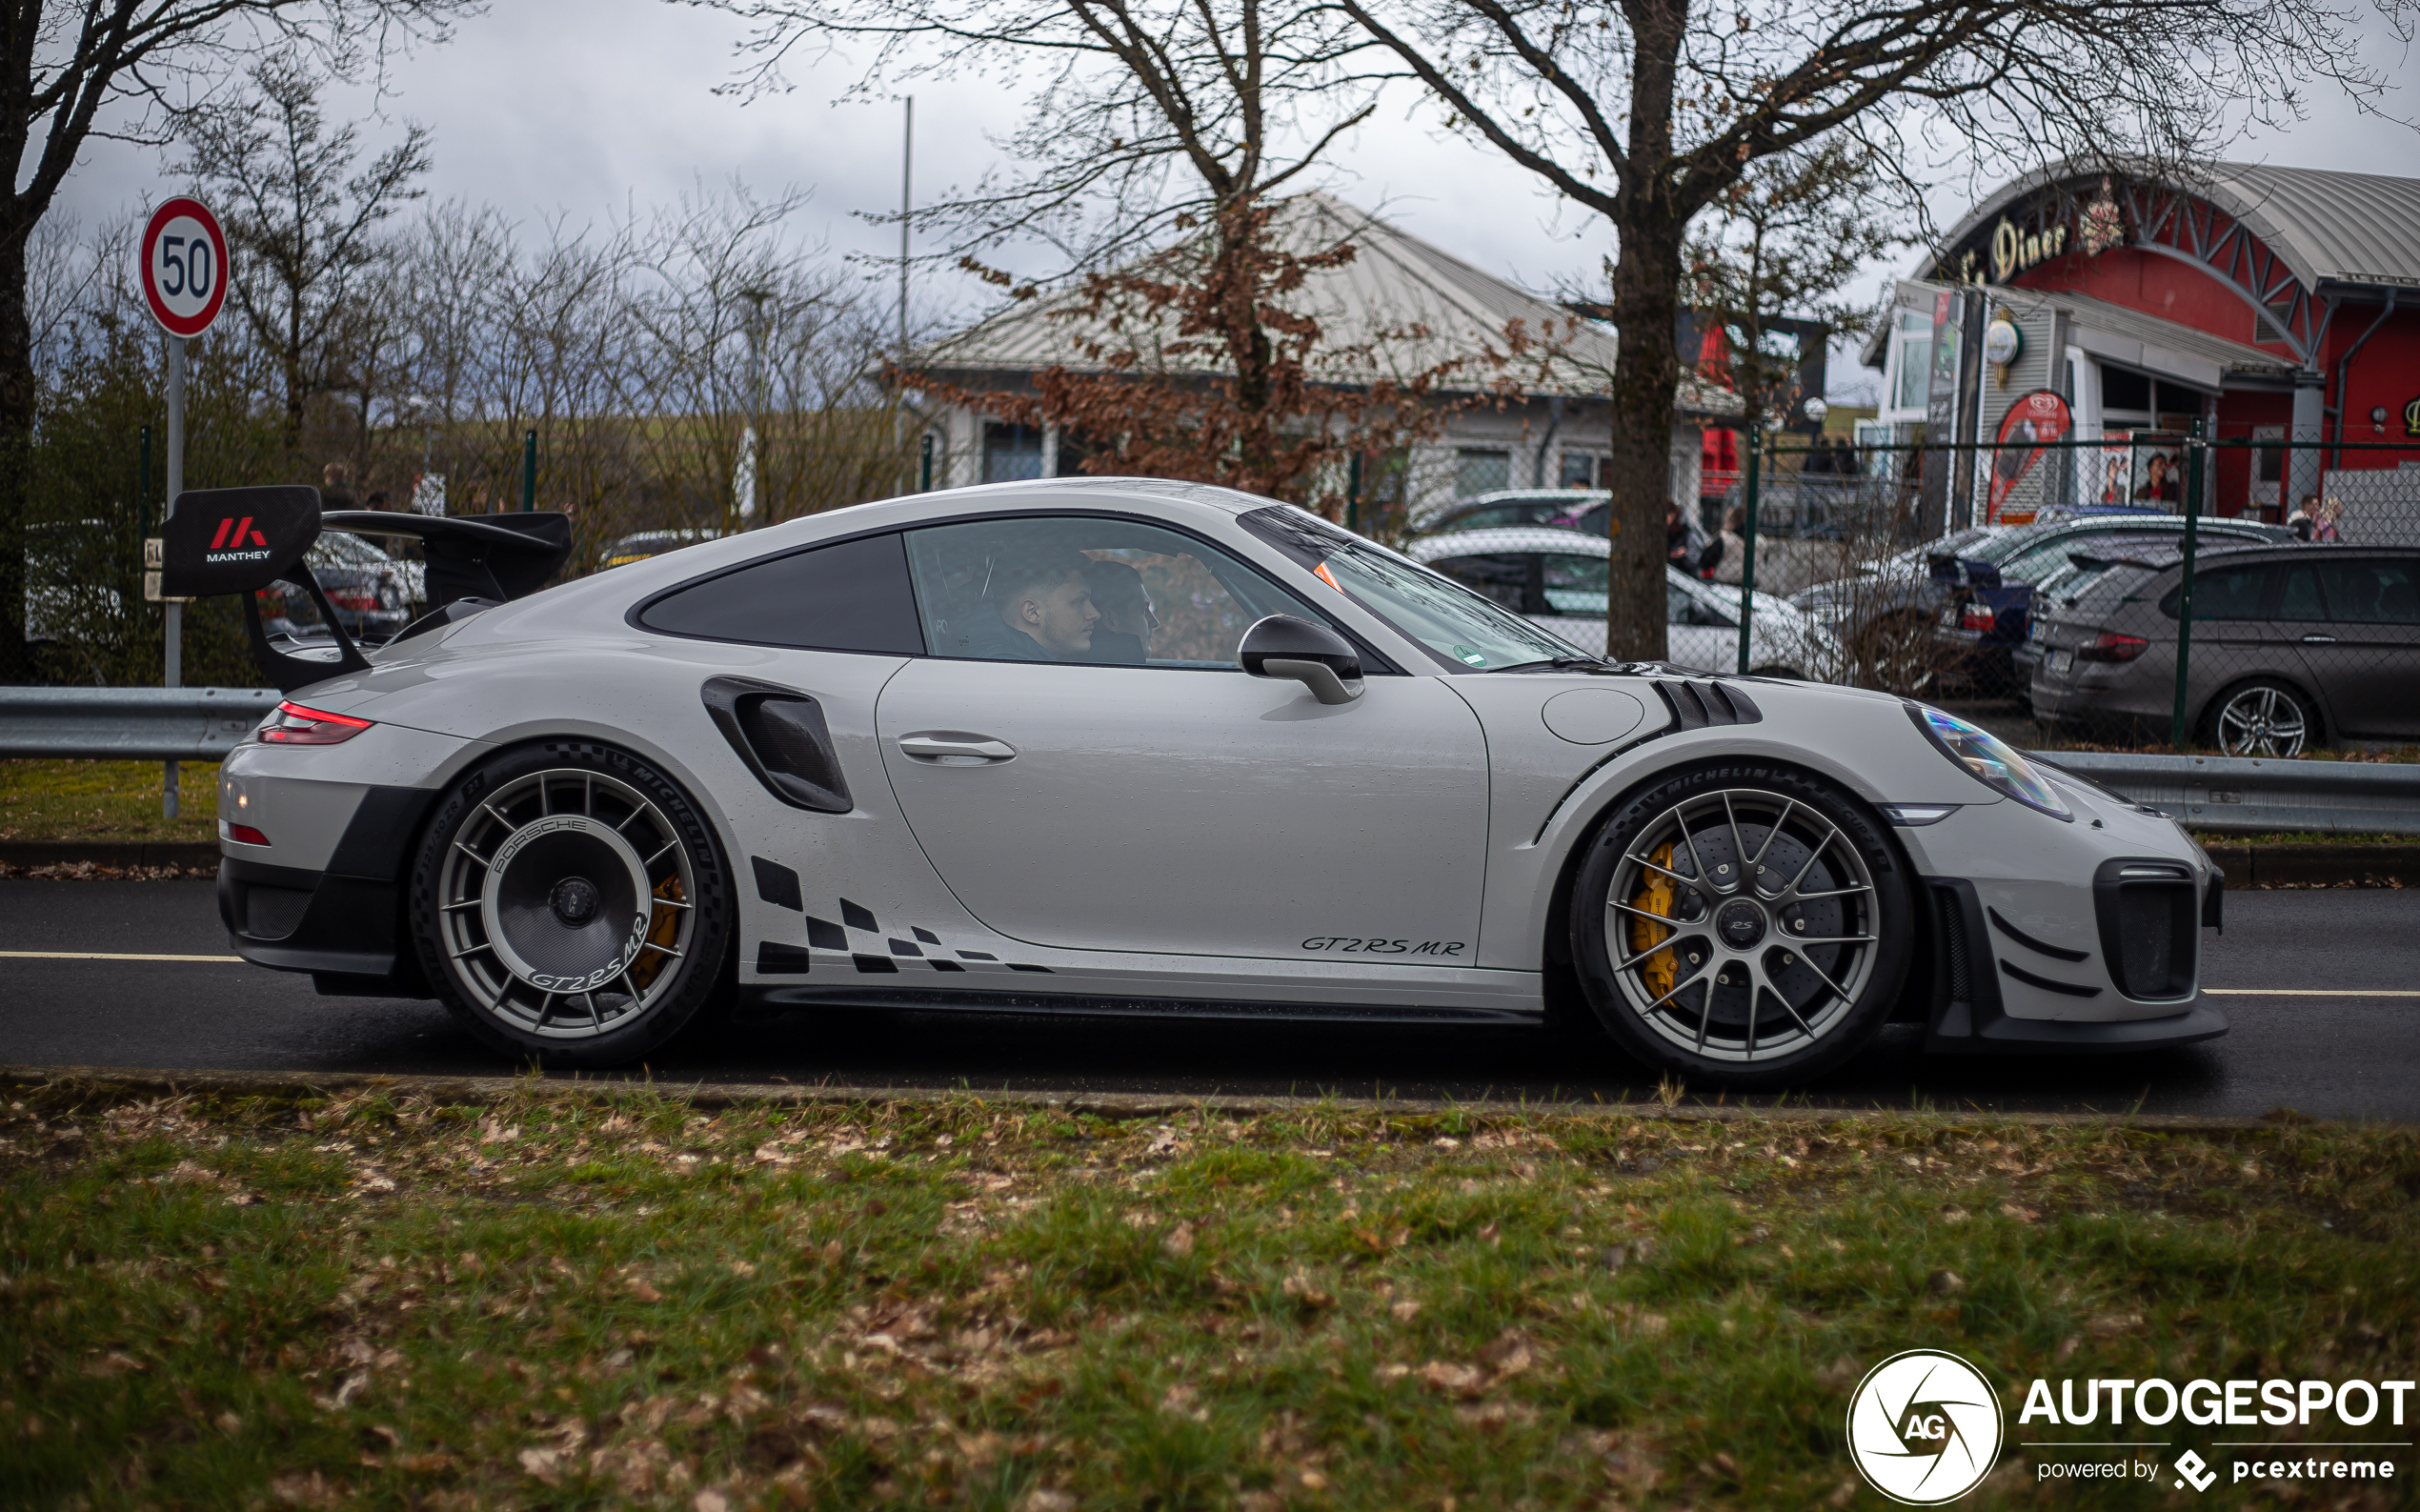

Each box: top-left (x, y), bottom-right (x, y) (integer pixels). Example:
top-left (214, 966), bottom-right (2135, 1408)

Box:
top-left (1847, 1350), bottom-right (2005, 1503)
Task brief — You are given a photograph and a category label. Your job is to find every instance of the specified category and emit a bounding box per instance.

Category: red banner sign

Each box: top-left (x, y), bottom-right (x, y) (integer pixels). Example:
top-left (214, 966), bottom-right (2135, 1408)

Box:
top-left (1987, 390), bottom-right (2073, 524)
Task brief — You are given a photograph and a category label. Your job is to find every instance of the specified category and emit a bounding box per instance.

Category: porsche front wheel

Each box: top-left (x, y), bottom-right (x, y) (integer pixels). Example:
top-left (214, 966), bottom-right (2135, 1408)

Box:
top-left (410, 742), bottom-right (734, 1067)
top-left (1571, 764), bottom-right (1911, 1088)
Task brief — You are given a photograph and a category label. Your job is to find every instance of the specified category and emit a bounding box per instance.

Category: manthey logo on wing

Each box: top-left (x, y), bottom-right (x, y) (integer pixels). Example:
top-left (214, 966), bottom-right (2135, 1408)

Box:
top-left (1847, 1350), bottom-right (2006, 1504)
top-left (206, 514), bottom-right (272, 563)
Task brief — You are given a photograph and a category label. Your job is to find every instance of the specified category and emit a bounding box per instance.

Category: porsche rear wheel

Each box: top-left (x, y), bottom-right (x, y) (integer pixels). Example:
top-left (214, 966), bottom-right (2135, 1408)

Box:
top-left (410, 742), bottom-right (734, 1066)
top-left (1571, 763), bottom-right (1911, 1088)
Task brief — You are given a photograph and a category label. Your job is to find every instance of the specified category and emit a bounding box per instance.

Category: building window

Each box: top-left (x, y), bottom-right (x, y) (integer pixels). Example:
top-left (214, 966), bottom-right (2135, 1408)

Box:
top-left (1890, 311), bottom-right (1930, 413)
top-left (1456, 448), bottom-right (1511, 499)
top-left (1559, 453), bottom-right (1605, 489)
top-left (982, 423), bottom-right (1044, 484)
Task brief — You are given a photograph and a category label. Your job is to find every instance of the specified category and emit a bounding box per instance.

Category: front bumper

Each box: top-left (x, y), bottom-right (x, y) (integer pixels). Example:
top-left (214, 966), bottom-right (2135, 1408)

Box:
top-left (1916, 877), bottom-right (2227, 1055)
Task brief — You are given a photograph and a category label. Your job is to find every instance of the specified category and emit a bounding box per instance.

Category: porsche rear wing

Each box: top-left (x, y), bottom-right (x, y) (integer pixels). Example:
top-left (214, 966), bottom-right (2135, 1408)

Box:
top-left (158, 486), bottom-right (573, 694)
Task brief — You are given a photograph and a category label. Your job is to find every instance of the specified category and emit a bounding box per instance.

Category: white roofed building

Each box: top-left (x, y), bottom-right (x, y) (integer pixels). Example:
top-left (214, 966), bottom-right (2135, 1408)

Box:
top-left (904, 192), bottom-right (1741, 526)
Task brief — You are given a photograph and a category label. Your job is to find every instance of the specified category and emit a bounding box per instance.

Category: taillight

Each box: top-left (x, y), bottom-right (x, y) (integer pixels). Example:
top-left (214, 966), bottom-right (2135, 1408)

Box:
top-left (225, 823), bottom-right (270, 846)
top-left (258, 701), bottom-right (374, 745)
top-left (326, 589), bottom-right (377, 613)
top-left (2076, 632), bottom-right (2149, 663)
top-left (1961, 605), bottom-right (1996, 632)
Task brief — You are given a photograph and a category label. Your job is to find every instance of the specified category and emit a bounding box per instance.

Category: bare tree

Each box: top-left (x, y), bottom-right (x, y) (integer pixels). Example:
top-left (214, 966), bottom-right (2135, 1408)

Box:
top-left (1679, 139), bottom-right (1904, 433)
top-left (0, 0), bottom-right (471, 679)
top-left (181, 50), bottom-right (432, 453)
top-left (1335, 0), bottom-right (2414, 659)
top-left (688, 0), bottom-right (1502, 507)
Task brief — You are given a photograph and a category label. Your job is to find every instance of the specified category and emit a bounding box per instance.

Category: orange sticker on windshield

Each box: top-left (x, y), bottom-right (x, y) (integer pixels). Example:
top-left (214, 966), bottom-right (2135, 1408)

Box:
top-left (1313, 561), bottom-right (1343, 593)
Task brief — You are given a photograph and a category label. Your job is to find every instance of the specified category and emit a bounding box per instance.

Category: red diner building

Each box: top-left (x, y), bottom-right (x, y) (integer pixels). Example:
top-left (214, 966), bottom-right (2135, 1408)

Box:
top-left (1864, 161), bottom-right (2420, 528)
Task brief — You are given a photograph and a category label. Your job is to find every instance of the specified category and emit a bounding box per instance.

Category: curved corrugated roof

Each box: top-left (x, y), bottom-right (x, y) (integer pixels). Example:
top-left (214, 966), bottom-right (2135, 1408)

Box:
top-left (919, 191), bottom-right (1742, 413)
top-left (1930, 159), bottom-right (2420, 292)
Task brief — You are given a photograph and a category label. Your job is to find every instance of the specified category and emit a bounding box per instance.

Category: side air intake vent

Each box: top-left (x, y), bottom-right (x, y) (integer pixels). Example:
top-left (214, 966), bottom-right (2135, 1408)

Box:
top-left (701, 676), bottom-right (853, 814)
top-left (1655, 679), bottom-right (1763, 730)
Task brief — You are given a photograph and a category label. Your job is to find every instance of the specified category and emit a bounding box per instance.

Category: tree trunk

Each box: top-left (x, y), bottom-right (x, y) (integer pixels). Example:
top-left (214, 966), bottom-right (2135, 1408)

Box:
top-left (1603, 212), bottom-right (1684, 663)
top-left (0, 216), bottom-right (33, 682)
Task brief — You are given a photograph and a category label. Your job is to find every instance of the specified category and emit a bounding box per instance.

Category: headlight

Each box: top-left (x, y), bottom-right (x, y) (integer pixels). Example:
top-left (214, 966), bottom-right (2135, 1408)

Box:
top-left (1906, 703), bottom-right (2070, 820)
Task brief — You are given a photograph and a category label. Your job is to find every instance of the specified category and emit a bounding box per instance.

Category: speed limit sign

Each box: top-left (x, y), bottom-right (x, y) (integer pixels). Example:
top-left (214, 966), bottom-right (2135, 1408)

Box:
top-left (139, 196), bottom-right (229, 339)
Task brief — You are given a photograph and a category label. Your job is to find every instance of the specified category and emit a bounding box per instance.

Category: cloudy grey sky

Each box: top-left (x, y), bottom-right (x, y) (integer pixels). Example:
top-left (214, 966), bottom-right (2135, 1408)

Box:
top-left (45, 0), bottom-right (2420, 398)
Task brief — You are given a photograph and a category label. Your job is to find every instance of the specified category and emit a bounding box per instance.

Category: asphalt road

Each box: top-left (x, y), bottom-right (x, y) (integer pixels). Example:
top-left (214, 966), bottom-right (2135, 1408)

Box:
top-left (3, 879), bottom-right (2414, 1119)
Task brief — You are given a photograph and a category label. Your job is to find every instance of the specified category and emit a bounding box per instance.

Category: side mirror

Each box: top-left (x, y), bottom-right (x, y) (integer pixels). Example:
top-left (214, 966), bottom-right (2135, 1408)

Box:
top-left (1240, 615), bottom-right (1363, 705)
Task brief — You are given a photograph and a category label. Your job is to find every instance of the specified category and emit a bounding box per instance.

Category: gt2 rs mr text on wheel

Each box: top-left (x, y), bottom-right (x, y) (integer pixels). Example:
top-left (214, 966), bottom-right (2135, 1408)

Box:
top-left (172, 477), bottom-right (2229, 1089)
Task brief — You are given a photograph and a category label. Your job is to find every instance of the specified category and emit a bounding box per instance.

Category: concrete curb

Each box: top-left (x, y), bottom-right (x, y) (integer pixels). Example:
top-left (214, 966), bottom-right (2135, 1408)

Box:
top-left (0, 841), bottom-right (220, 870)
top-left (0, 1062), bottom-right (2306, 1132)
top-left (2200, 841), bottom-right (2420, 888)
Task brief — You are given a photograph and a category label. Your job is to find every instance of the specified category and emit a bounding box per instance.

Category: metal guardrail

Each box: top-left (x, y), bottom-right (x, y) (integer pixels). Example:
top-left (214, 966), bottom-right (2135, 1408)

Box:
top-left (0, 687), bottom-right (2411, 834)
top-left (0, 687), bottom-right (281, 761)
top-left (2032, 750), bottom-right (2420, 836)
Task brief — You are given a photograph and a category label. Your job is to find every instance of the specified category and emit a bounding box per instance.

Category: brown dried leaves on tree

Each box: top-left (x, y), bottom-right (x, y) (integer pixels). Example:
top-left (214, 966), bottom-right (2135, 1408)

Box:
top-left (909, 199), bottom-right (1563, 523)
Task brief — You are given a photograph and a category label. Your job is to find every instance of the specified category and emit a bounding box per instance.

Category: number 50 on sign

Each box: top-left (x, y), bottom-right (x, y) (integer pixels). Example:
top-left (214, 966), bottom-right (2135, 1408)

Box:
top-left (138, 196), bottom-right (229, 339)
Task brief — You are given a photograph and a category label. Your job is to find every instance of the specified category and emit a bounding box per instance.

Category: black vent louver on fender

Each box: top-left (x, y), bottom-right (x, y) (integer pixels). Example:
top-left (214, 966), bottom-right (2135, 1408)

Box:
top-left (1654, 679), bottom-right (1763, 730)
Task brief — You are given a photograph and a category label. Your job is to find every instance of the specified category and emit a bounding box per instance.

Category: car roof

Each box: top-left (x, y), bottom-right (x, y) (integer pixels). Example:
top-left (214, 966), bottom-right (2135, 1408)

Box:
top-left (1405, 527), bottom-right (1612, 559)
top-left (1452, 488), bottom-right (1610, 506)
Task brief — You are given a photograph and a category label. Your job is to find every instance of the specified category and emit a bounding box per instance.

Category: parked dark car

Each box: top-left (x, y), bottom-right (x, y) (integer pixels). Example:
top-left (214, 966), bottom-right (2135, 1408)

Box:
top-left (1934, 516), bottom-right (2291, 694)
top-left (2029, 543), bottom-right (2420, 754)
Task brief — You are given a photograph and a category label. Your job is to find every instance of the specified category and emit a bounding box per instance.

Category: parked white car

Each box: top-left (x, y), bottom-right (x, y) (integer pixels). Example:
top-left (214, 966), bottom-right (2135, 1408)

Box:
top-left (1404, 528), bottom-right (1840, 677)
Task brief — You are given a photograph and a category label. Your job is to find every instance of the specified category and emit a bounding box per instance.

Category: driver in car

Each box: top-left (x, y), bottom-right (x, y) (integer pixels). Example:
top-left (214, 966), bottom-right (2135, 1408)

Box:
top-left (956, 551), bottom-right (1100, 660)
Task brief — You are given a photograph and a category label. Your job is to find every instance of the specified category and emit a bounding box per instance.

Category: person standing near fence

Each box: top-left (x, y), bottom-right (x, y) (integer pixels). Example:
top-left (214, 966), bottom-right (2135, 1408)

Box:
top-left (1700, 504), bottom-right (1748, 585)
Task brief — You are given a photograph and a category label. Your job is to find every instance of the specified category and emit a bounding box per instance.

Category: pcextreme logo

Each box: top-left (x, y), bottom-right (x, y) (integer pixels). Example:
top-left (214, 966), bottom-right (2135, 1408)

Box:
top-left (1847, 1350), bottom-right (2006, 1504)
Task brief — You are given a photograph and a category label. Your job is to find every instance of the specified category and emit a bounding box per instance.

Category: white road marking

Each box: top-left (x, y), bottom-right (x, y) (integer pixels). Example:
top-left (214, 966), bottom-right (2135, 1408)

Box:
top-left (2203, 988), bottom-right (2420, 997)
top-left (0, 951), bottom-right (244, 962)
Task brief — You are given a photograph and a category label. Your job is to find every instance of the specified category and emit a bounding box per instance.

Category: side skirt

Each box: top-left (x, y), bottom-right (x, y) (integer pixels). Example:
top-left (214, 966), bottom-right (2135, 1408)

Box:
top-left (739, 982), bottom-right (1544, 1027)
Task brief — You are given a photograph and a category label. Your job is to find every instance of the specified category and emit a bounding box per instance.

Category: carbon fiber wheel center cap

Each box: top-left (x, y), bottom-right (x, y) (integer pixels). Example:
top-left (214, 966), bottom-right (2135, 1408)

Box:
top-left (550, 877), bottom-right (600, 925)
top-left (1716, 900), bottom-right (1766, 948)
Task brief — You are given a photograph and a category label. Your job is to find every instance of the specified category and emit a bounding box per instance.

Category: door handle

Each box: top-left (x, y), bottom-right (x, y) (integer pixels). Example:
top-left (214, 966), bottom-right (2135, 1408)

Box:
top-left (897, 733), bottom-right (1017, 762)
top-left (2300, 634), bottom-right (2339, 644)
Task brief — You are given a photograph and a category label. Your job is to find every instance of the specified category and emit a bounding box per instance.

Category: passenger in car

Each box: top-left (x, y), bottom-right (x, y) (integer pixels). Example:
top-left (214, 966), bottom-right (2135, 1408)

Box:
top-left (955, 550), bottom-right (1100, 660)
top-left (1079, 558), bottom-right (1158, 663)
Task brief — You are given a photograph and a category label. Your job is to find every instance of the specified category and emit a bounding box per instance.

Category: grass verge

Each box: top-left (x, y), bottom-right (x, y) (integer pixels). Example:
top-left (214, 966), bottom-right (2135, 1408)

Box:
top-left (3, 1081), bottom-right (2415, 1509)
top-left (0, 760), bottom-right (220, 845)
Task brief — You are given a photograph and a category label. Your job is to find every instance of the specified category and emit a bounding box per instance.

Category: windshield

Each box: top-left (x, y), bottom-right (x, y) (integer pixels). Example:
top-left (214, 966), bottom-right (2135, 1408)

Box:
top-left (1240, 506), bottom-right (1581, 670)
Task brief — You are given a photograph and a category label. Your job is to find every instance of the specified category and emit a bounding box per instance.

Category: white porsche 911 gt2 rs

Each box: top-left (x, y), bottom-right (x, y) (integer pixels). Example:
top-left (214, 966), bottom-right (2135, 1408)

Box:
top-left (161, 477), bottom-right (2226, 1088)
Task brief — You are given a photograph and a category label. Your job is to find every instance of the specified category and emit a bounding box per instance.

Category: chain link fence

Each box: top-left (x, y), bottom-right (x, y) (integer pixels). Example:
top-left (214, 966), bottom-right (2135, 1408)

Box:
top-left (1724, 435), bottom-right (2420, 755)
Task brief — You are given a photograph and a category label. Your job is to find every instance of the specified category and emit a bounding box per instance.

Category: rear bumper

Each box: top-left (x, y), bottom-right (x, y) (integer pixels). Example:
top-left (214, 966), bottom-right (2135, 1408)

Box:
top-left (218, 783), bottom-right (441, 998)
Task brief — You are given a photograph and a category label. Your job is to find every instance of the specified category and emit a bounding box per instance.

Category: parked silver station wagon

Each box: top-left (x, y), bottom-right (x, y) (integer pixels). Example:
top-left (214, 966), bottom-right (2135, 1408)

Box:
top-left (2029, 543), bottom-right (2420, 755)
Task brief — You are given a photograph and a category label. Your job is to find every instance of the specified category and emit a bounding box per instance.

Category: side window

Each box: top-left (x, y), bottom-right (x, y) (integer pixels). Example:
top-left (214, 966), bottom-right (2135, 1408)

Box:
top-left (638, 533), bottom-right (925, 654)
top-left (1541, 554), bottom-right (1607, 615)
top-left (1664, 580), bottom-right (1696, 625)
top-left (2276, 564), bottom-right (2326, 621)
top-left (2317, 560), bottom-right (2420, 624)
top-left (902, 515), bottom-right (1328, 668)
top-left (2161, 564), bottom-right (2269, 621)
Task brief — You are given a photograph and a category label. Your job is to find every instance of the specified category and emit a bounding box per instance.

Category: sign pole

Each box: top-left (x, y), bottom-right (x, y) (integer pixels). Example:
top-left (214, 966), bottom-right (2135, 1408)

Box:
top-left (163, 333), bottom-right (186, 818)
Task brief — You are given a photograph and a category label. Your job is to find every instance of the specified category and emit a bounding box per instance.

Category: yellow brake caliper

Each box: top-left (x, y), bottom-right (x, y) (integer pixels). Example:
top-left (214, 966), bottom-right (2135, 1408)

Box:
top-left (1627, 842), bottom-right (1678, 999)
top-left (627, 875), bottom-right (685, 994)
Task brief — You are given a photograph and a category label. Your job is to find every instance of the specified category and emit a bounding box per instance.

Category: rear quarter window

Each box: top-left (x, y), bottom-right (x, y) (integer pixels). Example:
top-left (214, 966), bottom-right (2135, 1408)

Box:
top-left (638, 533), bottom-right (926, 654)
